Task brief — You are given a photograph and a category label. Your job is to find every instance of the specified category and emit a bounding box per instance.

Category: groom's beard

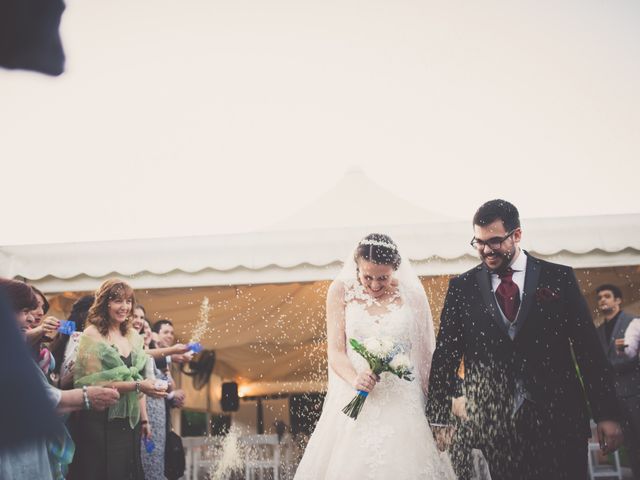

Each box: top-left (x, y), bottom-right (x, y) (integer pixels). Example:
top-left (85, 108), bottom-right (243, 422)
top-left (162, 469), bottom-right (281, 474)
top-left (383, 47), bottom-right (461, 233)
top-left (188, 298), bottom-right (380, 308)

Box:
top-left (481, 246), bottom-right (516, 273)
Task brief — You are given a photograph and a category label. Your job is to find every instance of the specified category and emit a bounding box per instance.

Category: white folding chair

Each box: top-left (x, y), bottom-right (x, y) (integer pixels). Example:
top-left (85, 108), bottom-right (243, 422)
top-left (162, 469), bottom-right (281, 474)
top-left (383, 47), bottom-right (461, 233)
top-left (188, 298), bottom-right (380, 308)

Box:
top-left (240, 434), bottom-right (281, 480)
top-left (181, 436), bottom-right (203, 480)
top-left (279, 434), bottom-right (295, 480)
top-left (587, 421), bottom-right (623, 480)
top-left (182, 436), bottom-right (224, 480)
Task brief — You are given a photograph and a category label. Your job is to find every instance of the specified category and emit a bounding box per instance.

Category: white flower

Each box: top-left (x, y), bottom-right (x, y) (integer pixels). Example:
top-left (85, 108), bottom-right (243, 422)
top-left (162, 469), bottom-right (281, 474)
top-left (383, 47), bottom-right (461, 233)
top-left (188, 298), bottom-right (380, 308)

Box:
top-left (389, 353), bottom-right (412, 371)
top-left (362, 337), bottom-right (385, 357)
top-left (379, 337), bottom-right (395, 356)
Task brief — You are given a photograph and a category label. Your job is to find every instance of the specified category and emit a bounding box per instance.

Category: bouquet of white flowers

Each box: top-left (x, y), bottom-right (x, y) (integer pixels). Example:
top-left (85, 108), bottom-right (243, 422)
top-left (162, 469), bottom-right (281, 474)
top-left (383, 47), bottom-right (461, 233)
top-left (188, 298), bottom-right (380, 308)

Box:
top-left (342, 337), bottom-right (413, 419)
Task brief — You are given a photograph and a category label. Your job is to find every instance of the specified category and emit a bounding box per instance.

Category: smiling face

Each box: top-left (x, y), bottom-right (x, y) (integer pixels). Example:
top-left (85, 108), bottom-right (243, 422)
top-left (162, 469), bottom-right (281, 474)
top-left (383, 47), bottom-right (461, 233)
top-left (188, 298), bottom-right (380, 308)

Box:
top-left (28, 293), bottom-right (46, 329)
top-left (473, 219), bottom-right (521, 272)
top-left (597, 289), bottom-right (622, 316)
top-left (89, 280), bottom-right (137, 337)
top-left (142, 321), bottom-right (153, 346)
top-left (357, 259), bottom-right (395, 298)
top-left (107, 294), bottom-right (133, 326)
top-left (156, 323), bottom-right (175, 347)
top-left (132, 307), bottom-right (145, 332)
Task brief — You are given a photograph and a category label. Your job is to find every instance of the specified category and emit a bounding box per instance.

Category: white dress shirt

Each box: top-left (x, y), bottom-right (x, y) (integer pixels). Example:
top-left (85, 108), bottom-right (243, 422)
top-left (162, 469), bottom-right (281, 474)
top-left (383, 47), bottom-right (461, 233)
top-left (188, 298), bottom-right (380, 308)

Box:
top-left (623, 317), bottom-right (640, 359)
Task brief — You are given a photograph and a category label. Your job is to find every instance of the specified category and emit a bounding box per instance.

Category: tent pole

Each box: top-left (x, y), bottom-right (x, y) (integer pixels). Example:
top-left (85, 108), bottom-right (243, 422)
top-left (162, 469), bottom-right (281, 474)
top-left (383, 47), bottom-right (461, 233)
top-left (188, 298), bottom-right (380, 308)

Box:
top-left (206, 377), bottom-right (212, 436)
top-left (257, 398), bottom-right (264, 434)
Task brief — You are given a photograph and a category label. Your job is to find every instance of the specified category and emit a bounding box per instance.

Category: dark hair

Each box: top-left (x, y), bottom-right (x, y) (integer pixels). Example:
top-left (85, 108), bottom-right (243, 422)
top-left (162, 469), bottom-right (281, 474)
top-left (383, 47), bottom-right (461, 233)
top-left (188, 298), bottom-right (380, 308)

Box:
top-left (68, 295), bottom-right (95, 332)
top-left (354, 233), bottom-right (401, 270)
top-left (473, 199), bottom-right (521, 232)
top-left (50, 295), bottom-right (95, 376)
top-left (0, 278), bottom-right (38, 312)
top-left (87, 279), bottom-right (136, 337)
top-left (132, 305), bottom-right (147, 333)
top-left (596, 284), bottom-right (623, 300)
top-left (152, 319), bottom-right (173, 334)
top-left (143, 319), bottom-right (157, 349)
top-left (31, 286), bottom-right (50, 314)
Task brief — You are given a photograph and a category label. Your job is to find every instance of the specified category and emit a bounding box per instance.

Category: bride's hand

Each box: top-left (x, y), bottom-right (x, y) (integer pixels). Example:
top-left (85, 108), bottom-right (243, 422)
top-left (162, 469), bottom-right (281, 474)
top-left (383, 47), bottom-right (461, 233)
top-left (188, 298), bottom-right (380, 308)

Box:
top-left (352, 369), bottom-right (378, 392)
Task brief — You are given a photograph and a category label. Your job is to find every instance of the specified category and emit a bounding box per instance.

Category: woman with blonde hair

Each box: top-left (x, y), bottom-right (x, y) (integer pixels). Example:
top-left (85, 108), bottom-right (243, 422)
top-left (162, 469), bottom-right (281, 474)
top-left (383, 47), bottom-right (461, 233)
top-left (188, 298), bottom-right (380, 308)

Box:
top-left (68, 279), bottom-right (167, 480)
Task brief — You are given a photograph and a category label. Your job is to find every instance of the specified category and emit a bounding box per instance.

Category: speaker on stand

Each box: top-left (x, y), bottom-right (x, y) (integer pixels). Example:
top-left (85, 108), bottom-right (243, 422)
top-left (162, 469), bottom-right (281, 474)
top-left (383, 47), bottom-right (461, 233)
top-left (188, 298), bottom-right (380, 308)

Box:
top-left (220, 381), bottom-right (239, 412)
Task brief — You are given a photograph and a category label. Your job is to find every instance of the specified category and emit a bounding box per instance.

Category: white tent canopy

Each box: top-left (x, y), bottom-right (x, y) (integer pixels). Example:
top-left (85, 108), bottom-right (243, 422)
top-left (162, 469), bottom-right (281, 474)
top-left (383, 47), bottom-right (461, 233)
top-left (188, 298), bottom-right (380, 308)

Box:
top-left (2, 169), bottom-right (640, 292)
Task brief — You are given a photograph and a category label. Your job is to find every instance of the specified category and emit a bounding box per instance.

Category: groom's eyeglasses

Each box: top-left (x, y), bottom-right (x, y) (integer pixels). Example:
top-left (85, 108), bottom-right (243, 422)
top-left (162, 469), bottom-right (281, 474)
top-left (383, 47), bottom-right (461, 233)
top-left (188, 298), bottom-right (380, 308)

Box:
top-left (470, 229), bottom-right (516, 250)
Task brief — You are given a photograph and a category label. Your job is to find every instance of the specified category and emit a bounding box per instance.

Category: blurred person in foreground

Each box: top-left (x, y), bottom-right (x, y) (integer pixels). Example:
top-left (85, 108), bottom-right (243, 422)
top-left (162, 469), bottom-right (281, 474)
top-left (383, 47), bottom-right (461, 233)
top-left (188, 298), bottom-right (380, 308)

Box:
top-left (0, 0), bottom-right (65, 75)
top-left (0, 278), bottom-right (119, 479)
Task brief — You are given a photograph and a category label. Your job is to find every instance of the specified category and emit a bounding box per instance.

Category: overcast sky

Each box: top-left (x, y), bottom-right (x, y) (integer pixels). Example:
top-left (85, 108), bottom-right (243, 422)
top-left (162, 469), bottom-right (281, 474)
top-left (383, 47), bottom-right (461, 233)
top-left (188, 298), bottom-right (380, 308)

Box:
top-left (1, 0), bottom-right (639, 246)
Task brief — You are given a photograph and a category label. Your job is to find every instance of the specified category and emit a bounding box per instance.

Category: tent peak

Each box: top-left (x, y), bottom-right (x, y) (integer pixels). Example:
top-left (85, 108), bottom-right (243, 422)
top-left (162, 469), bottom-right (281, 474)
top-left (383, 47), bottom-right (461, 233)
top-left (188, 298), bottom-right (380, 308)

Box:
top-left (345, 165), bottom-right (365, 175)
top-left (270, 168), bottom-right (452, 231)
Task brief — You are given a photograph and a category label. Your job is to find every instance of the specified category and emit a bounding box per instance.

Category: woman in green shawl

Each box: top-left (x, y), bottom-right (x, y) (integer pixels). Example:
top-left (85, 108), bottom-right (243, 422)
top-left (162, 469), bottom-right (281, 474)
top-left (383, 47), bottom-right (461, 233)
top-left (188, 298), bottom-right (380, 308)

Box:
top-left (68, 279), bottom-right (167, 480)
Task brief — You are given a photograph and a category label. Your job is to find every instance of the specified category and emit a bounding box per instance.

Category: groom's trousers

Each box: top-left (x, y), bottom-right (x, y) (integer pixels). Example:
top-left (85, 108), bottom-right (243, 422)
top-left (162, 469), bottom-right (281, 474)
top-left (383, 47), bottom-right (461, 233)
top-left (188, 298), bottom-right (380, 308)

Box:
top-left (472, 401), bottom-right (588, 480)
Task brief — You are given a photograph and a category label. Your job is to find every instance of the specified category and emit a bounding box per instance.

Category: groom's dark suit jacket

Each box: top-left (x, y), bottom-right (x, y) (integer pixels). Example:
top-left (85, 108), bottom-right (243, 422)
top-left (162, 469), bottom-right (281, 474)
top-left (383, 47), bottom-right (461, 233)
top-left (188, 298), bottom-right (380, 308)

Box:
top-left (426, 253), bottom-right (619, 442)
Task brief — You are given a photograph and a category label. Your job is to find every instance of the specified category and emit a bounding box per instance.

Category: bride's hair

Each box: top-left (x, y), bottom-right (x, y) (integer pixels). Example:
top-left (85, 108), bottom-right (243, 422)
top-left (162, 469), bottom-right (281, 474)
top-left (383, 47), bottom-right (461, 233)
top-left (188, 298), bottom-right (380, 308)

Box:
top-left (354, 233), bottom-right (402, 270)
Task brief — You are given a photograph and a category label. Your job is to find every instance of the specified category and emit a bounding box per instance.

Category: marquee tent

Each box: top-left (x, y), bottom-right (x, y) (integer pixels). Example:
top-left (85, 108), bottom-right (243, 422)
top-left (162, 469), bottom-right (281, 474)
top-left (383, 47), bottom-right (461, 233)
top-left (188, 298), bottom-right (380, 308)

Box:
top-left (2, 169), bottom-right (640, 413)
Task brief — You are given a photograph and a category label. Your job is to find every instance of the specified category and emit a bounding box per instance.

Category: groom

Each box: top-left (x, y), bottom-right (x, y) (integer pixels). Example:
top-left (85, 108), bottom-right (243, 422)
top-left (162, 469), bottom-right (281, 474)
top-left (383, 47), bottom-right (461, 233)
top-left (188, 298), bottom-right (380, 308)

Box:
top-left (426, 199), bottom-right (622, 480)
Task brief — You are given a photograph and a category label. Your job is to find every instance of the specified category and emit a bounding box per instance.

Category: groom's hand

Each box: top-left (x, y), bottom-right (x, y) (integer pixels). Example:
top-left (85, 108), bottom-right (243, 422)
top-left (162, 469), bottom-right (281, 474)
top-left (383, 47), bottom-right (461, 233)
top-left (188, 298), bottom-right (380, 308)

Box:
top-left (451, 396), bottom-right (468, 420)
top-left (432, 425), bottom-right (455, 452)
top-left (597, 420), bottom-right (623, 455)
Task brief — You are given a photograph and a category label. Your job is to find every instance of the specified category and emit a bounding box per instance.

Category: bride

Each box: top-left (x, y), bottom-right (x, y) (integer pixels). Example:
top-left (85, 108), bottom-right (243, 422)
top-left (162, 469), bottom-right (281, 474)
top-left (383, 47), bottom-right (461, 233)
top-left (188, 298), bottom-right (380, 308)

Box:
top-left (294, 233), bottom-right (456, 480)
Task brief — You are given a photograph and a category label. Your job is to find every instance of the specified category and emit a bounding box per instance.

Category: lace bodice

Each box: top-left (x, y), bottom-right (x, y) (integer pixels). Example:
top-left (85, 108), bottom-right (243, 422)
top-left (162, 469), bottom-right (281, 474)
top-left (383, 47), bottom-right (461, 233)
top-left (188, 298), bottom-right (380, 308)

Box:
top-left (342, 280), bottom-right (414, 372)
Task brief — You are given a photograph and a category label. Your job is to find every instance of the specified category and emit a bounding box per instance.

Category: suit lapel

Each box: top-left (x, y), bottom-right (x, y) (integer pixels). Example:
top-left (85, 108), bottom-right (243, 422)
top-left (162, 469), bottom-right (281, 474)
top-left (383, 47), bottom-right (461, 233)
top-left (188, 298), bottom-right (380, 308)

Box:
top-left (512, 253), bottom-right (541, 338)
top-left (475, 265), bottom-right (509, 337)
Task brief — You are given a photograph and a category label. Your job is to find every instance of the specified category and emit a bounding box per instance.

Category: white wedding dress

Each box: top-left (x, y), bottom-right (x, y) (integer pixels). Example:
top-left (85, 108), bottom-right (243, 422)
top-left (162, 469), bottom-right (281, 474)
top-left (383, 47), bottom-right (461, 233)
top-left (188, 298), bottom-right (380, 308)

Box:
top-left (294, 279), bottom-right (456, 480)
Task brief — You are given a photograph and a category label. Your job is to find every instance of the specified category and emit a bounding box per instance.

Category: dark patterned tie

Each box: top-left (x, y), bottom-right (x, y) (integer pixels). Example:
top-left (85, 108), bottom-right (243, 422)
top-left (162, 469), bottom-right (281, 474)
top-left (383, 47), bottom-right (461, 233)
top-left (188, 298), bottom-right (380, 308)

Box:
top-left (496, 268), bottom-right (520, 323)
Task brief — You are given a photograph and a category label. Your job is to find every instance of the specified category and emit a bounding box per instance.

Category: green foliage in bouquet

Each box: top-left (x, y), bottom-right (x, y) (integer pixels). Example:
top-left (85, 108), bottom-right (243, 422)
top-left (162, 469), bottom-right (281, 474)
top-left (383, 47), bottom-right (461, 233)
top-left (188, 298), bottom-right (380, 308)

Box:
top-left (342, 338), bottom-right (413, 419)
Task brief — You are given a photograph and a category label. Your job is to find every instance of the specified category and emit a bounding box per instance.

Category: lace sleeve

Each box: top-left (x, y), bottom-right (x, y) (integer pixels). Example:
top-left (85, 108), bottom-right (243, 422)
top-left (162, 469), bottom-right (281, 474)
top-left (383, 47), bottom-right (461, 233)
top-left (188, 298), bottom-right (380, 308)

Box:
top-left (406, 284), bottom-right (436, 398)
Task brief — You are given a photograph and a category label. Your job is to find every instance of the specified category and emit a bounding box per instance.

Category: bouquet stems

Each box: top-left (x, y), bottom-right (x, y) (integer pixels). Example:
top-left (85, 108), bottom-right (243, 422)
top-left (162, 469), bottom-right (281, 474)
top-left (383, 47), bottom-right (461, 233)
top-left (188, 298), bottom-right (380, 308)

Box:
top-left (341, 338), bottom-right (413, 420)
top-left (342, 390), bottom-right (369, 419)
